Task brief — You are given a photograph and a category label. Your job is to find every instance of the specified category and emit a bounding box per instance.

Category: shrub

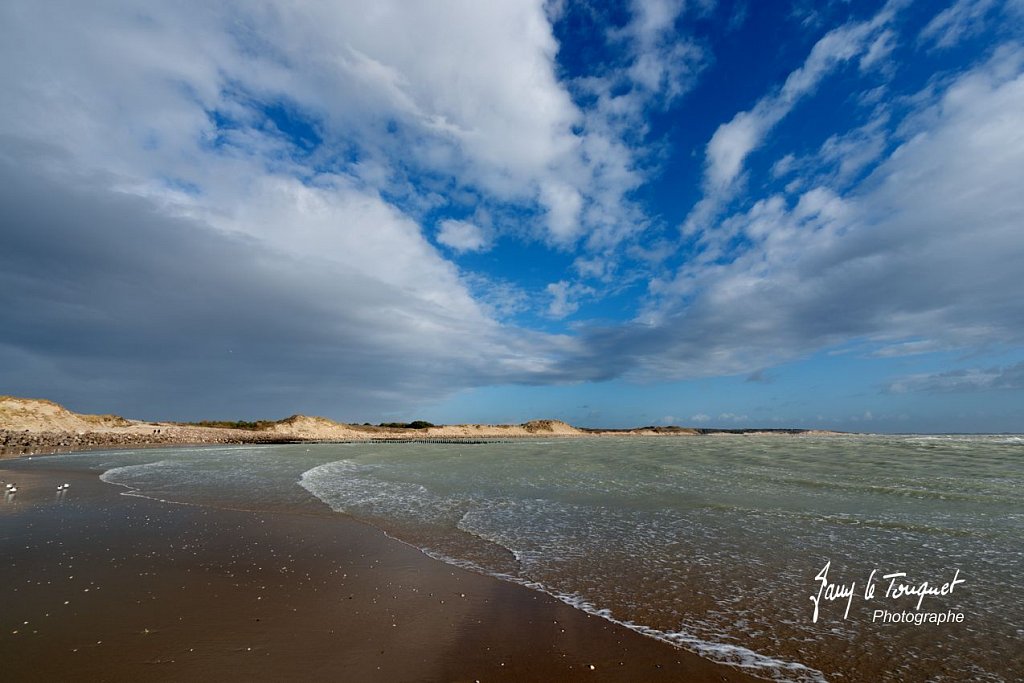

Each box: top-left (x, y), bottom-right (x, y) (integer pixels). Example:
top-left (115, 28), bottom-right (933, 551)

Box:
top-left (378, 420), bottom-right (436, 429)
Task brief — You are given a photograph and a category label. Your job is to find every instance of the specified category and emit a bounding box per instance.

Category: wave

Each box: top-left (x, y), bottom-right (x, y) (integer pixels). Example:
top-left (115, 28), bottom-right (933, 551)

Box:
top-left (98, 460), bottom-right (189, 505)
top-left (297, 459), bottom-right (826, 683)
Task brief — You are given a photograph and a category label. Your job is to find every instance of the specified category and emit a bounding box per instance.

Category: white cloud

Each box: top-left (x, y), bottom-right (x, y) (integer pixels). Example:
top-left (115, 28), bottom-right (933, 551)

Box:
top-left (816, 113), bottom-right (890, 185)
top-left (546, 280), bottom-right (595, 319)
top-left (619, 0), bottom-right (705, 102)
top-left (2, 0), bottom-right (1019, 421)
top-left (771, 153), bottom-right (798, 178)
top-left (0, 156), bottom-right (575, 418)
top-left (871, 340), bottom-right (944, 357)
top-left (463, 274), bottom-right (532, 320)
top-left (860, 29), bottom-right (898, 72)
top-left (705, 110), bottom-right (763, 192)
top-left (767, 112), bottom-right (891, 196)
top-left (0, 0), bottom-right (621, 414)
top-left (0, 0), bottom-right (658, 255)
top-left (540, 181), bottom-right (585, 243)
top-left (888, 361), bottom-right (1024, 393)
top-left (561, 0), bottom-right (706, 251)
top-left (573, 256), bottom-right (613, 280)
top-left (684, 0), bottom-right (906, 233)
top-left (594, 46), bottom-right (1024, 381)
top-left (920, 0), bottom-right (999, 49)
top-left (437, 219), bottom-right (490, 253)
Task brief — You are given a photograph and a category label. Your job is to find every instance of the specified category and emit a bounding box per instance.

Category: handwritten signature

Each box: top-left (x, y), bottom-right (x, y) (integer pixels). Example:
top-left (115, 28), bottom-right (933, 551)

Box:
top-left (810, 560), bottom-right (965, 622)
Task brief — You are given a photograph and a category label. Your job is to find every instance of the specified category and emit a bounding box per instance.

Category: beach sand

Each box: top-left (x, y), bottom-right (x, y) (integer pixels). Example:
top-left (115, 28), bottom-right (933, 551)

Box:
top-left (0, 464), bottom-right (759, 682)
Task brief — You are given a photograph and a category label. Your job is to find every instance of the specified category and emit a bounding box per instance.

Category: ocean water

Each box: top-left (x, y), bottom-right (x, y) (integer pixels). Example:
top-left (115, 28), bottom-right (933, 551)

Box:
top-left (10, 435), bottom-right (1023, 681)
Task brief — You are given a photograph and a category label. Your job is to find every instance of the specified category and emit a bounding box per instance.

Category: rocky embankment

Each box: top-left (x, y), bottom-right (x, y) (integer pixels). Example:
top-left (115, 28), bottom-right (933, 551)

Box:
top-left (0, 427), bottom-right (300, 456)
top-left (0, 395), bottom-right (316, 456)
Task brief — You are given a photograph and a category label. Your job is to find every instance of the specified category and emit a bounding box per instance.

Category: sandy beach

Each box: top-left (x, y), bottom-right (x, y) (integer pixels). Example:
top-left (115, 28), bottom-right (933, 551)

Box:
top-left (0, 460), bottom-right (760, 682)
top-left (2, 0), bottom-right (1019, 679)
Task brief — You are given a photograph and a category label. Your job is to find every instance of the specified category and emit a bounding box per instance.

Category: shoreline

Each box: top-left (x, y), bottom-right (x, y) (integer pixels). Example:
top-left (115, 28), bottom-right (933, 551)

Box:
top-left (0, 429), bottom-right (301, 458)
top-left (0, 460), bottom-right (763, 682)
top-left (1, 427), bottom-right (843, 459)
top-left (1, 395), bottom-right (843, 459)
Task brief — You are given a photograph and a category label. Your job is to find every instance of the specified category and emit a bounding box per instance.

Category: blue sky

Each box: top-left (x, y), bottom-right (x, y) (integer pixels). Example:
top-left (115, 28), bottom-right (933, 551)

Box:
top-left (1, 0), bottom-right (1023, 432)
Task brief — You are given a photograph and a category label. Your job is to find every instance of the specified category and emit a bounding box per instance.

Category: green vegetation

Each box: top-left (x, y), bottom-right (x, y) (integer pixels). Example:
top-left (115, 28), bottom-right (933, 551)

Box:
top-left (378, 420), bottom-right (436, 429)
top-left (180, 420), bottom-right (276, 431)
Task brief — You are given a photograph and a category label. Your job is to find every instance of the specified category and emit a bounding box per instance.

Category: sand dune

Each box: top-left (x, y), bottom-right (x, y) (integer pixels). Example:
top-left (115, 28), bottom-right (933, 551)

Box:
top-left (0, 396), bottom-right (132, 432)
top-left (0, 396), bottom-right (591, 443)
top-left (1, 395), bottom-right (831, 456)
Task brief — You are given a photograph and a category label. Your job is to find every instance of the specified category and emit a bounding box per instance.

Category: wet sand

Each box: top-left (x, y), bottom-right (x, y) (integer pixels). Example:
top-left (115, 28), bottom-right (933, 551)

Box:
top-left (0, 465), bottom-right (759, 682)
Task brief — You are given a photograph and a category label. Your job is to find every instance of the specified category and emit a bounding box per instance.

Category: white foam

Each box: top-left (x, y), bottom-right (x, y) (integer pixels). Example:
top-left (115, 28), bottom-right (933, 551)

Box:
top-left (296, 460), bottom-right (827, 683)
top-left (298, 459), bottom-right (464, 522)
top-left (99, 460), bottom-right (184, 505)
top-left (398, 540), bottom-right (827, 682)
top-left (100, 459), bottom-right (171, 485)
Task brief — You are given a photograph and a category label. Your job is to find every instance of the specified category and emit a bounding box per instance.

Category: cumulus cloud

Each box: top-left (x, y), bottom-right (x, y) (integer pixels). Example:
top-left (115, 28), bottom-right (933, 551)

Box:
top-left (578, 45), bottom-right (1024, 381)
top-left (617, 0), bottom-right (707, 102)
top-left (0, 0), bottom-right (656, 256)
top-left (561, 0), bottom-right (707, 252)
top-left (546, 281), bottom-right (595, 319)
top-left (540, 181), bottom-right (585, 243)
top-left (1, 0), bottom-right (1020, 424)
top-left (0, 0), bottom-right (616, 417)
top-left (436, 219), bottom-right (490, 253)
top-left (0, 152), bottom-right (581, 418)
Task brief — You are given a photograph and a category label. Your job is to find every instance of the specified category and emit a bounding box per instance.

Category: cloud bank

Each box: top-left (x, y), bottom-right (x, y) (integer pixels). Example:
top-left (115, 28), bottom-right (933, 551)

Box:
top-left (1, 0), bottom-right (1022, 423)
top-left (611, 45), bottom-right (1024, 381)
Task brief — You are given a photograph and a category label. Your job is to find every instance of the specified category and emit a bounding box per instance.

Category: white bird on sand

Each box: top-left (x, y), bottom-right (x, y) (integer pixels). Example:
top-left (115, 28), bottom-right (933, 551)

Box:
top-left (8, 486), bottom-right (17, 493)
top-left (63, 483), bottom-right (70, 489)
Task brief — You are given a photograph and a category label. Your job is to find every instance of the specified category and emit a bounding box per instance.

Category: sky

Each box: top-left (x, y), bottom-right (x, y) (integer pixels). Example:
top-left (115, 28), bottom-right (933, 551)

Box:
top-left (1, 0), bottom-right (1023, 432)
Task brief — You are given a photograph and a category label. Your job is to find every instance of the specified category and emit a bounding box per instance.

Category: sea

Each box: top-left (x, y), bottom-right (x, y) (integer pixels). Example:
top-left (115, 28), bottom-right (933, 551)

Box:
top-left (7, 434), bottom-right (1023, 681)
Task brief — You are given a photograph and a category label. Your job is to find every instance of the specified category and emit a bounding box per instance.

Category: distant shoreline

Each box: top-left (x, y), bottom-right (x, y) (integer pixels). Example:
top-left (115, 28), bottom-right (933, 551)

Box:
top-left (0, 427), bottom-right (841, 458)
top-left (1, 395), bottom-right (841, 457)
